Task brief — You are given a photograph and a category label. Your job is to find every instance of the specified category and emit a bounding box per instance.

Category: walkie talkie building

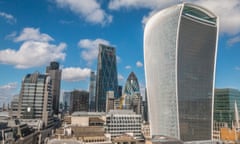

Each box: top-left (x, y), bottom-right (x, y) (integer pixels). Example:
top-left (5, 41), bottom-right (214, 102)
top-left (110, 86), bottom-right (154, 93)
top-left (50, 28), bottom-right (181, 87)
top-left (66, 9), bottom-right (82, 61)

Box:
top-left (144, 3), bottom-right (219, 142)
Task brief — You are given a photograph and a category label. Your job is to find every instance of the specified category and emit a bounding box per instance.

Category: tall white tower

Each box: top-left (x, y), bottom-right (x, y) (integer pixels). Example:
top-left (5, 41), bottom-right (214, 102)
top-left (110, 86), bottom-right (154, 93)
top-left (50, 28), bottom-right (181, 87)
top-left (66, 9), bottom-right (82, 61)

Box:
top-left (144, 3), bottom-right (219, 142)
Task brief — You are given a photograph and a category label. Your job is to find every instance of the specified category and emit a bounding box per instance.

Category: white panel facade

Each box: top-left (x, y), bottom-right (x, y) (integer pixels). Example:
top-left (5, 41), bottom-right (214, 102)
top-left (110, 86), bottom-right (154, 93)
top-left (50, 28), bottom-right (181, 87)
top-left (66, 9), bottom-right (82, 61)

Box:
top-left (144, 5), bottom-right (182, 138)
top-left (144, 3), bottom-right (218, 141)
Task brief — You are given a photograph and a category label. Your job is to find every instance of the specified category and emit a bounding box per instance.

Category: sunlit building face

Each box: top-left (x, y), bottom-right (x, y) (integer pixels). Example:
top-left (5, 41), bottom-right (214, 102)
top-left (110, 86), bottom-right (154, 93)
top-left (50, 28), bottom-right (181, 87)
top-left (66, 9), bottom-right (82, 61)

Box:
top-left (144, 3), bottom-right (219, 142)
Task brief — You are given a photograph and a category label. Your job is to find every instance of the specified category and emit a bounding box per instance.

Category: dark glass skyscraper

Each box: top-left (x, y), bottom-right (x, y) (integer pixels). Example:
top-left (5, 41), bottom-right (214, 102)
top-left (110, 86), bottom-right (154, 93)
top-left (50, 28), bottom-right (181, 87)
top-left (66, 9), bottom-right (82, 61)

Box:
top-left (95, 44), bottom-right (118, 112)
top-left (144, 3), bottom-right (219, 142)
top-left (46, 61), bottom-right (62, 115)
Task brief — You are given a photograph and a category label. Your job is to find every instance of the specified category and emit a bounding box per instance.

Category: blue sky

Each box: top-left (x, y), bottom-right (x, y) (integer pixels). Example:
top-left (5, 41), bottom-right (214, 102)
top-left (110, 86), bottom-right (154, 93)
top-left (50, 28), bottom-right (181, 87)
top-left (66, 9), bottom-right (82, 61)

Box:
top-left (0, 0), bottom-right (240, 105)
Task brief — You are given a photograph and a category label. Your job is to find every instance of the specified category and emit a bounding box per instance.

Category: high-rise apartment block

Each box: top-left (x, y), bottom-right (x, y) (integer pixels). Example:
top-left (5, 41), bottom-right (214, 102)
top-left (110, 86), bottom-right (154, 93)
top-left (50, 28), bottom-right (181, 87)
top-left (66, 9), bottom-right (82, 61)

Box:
top-left (70, 90), bottom-right (89, 114)
top-left (18, 72), bottom-right (53, 127)
top-left (95, 44), bottom-right (118, 112)
top-left (214, 88), bottom-right (240, 128)
top-left (46, 61), bottom-right (62, 115)
top-left (89, 71), bottom-right (96, 112)
top-left (144, 3), bottom-right (219, 141)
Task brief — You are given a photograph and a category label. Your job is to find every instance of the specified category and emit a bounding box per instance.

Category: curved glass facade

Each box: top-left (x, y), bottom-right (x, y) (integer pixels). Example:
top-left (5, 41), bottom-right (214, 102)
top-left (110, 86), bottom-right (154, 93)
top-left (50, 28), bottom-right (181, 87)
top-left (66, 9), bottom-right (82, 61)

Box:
top-left (144, 5), bottom-right (182, 138)
top-left (124, 72), bottom-right (140, 95)
top-left (144, 3), bottom-right (218, 141)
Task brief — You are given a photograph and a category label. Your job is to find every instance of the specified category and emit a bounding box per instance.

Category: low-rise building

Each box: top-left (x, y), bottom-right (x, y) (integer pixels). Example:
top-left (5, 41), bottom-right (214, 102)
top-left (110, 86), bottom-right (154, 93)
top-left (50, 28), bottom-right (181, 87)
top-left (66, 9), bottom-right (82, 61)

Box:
top-left (145, 135), bottom-right (183, 144)
top-left (106, 110), bottom-right (143, 141)
top-left (47, 112), bottom-right (110, 144)
top-left (142, 122), bottom-right (150, 139)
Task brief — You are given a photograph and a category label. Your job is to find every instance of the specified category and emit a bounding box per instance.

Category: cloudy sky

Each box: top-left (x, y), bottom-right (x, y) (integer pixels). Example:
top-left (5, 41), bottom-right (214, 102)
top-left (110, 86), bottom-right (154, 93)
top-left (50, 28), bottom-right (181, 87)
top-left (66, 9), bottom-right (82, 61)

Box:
top-left (0, 0), bottom-right (240, 106)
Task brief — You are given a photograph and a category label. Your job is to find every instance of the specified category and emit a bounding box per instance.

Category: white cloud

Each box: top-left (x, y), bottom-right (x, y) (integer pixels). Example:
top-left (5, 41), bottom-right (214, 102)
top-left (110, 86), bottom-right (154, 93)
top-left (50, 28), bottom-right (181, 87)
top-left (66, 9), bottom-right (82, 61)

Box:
top-left (109, 0), bottom-right (240, 35)
top-left (0, 27), bottom-right (66, 69)
top-left (125, 65), bottom-right (132, 69)
top-left (62, 67), bottom-right (91, 82)
top-left (14, 28), bottom-right (54, 42)
top-left (55, 0), bottom-right (112, 25)
top-left (0, 82), bottom-right (18, 106)
top-left (192, 0), bottom-right (240, 35)
top-left (136, 61), bottom-right (143, 67)
top-left (227, 35), bottom-right (240, 46)
top-left (0, 12), bottom-right (16, 24)
top-left (118, 74), bottom-right (124, 81)
top-left (108, 0), bottom-right (175, 10)
top-left (78, 38), bottom-right (111, 65)
top-left (0, 82), bottom-right (18, 90)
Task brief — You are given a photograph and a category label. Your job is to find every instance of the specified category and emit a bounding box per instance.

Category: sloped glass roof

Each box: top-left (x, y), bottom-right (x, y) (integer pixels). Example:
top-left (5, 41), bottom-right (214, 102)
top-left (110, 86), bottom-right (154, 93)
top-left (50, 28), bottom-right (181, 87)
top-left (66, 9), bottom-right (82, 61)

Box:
top-left (183, 5), bottom-right (216, 24)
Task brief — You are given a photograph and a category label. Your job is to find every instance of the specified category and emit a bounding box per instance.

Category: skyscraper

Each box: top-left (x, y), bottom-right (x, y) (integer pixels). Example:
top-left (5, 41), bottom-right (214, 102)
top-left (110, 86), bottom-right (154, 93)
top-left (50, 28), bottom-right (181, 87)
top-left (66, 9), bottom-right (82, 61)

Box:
top-left (46, 61), bottom-right (62, 115)
top-left (89, 71), bottom-right (96, 112)
top-left (124, 72), bottom-right (140, 95)
top-left (95, 44), bottom-right (118, 112)
top-left (18, 72), bottom-right (53, 127)
top-left (122, 72), bottom-right (142, 114)
top-left (144, 3), bottom-right (219, 141)
top-left (70, 90), bottom-right (89, 113)
top-left (214, 88), bottom-right (240, 128)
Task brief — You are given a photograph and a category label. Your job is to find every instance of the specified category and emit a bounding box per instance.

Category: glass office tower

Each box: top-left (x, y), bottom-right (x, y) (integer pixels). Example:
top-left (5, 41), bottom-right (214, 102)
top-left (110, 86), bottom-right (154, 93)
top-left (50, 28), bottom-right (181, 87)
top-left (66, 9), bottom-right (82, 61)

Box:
top-left (124, 72), bottom-right (140, 96)
top-left (214, 88), bottom-right (240, 128)
top-left (95, 44), bottom-right (118, 112)
top-left (144, 3), bottom-right (219, 141)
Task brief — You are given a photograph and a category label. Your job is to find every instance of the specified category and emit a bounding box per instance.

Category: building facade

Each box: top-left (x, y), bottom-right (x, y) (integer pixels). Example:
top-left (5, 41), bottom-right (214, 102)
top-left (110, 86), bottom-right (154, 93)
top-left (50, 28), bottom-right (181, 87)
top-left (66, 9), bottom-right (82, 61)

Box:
top-left (144, 3), bottom-right (219, 141)
top-left (105, 110), bottom-right (143, 140)
top-left (121, 72), bottom-right (142, 115)
top-left (18, 72), bottom-right (53, 127)
top-left (214, 88), bottom-right (240, 128)
top-left (106, 91), bottom-right (115, 112)
top-left (89, 71), bottom-right (96, 112)
top-left (46, 61), bottom-right (62, 115)
top-left (95, 44), bottom-right (119, 112)
top-left (70, 90), bottom-right (89, 113)
top-left (10, 95), bottom-right (19, 118)
top-left (123, 72), bottom-right (140, 96)
top-left (63, 91), bottom-right (71, 112)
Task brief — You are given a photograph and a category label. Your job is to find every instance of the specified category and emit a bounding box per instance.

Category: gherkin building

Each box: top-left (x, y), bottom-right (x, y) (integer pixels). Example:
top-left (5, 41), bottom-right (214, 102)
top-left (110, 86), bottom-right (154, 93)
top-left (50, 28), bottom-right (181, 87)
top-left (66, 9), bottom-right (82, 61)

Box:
top-left (124, 72), bottom-right (140, 95)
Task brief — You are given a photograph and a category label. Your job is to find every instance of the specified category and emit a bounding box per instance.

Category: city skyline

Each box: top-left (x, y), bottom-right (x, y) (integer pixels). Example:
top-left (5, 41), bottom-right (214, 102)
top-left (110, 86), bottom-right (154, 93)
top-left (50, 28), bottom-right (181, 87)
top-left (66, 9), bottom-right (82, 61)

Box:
top-left (0, 0), bottom-right (240, 106)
